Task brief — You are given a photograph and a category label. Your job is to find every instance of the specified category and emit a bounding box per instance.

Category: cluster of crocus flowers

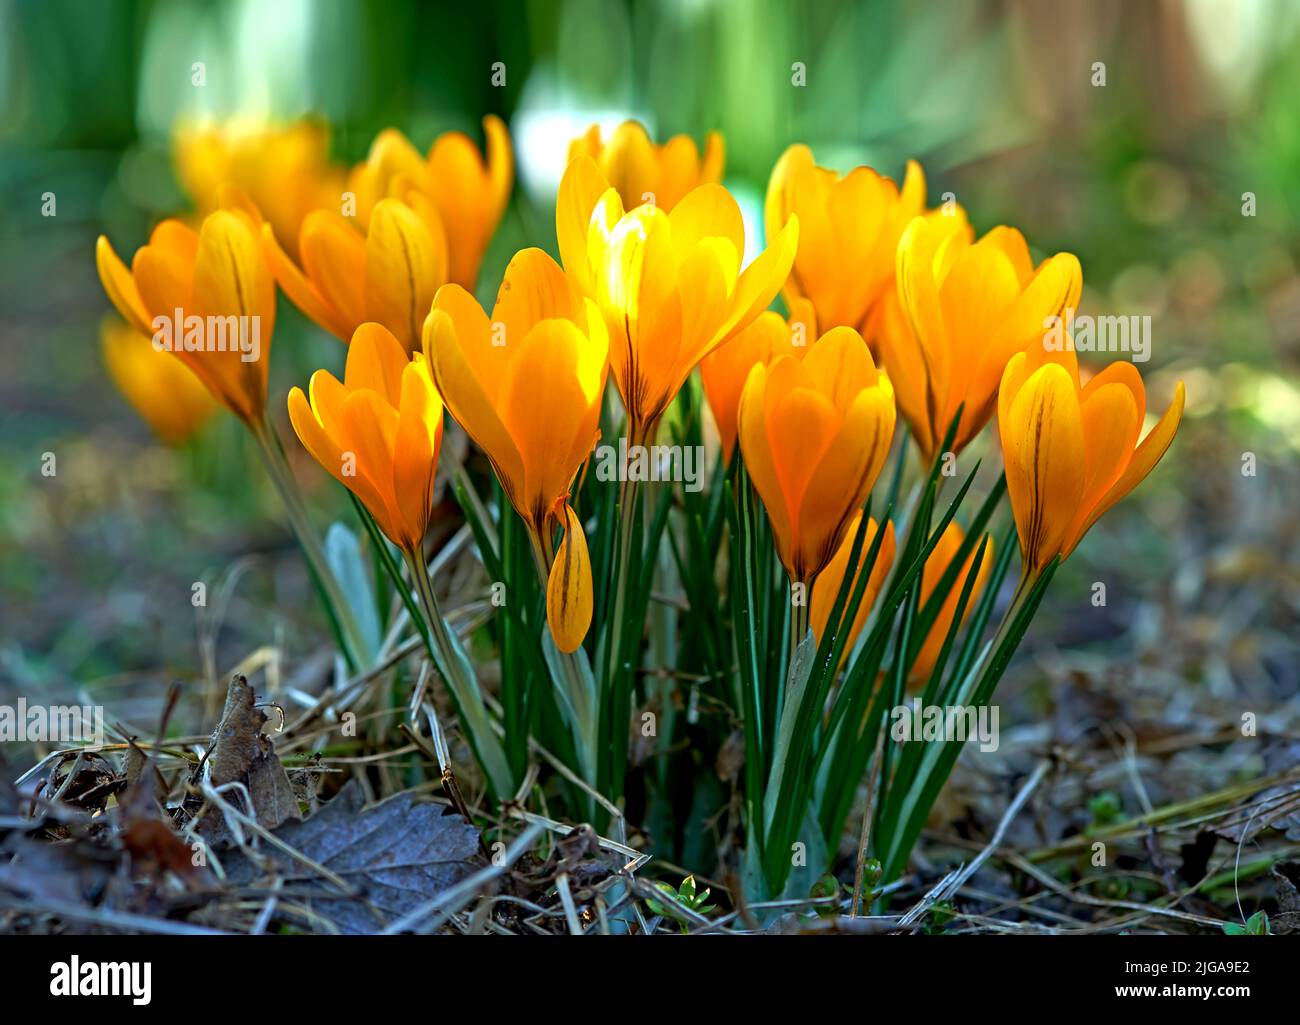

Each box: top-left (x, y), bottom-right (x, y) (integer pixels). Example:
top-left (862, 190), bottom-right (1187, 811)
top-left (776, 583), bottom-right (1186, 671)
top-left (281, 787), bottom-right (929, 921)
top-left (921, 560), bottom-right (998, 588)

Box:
top-left (765, 145), bottom-right (925, 343)
top-left (95, 189), bottom-right (275, 426)
top-left (423, 248), bottom-right (609, 652)
top-left (890, 216), bottom-right (1082, 464)
top-left (87, 107), bottom-right (1190, 840)
top-left (263, 117), bottom-right (514, 354)
top-left (287, 323), bottom-right (444, 553)
top-left (738, 326), bottom-right (897, 587)
top-left (347, 116), bottom-right (513, 290)
top-left (173, 117), bottom-right (345, 261)
top-left (569, 121), bottom-right (724, 213)
top-left (700, 298), bottom-right (817, 462)
top-left (558, 153), bottom-right (798, 441)
top-left (999, 346), bottom-right (1185, 578)
top-left (100, 315), bottom-right (216, 445)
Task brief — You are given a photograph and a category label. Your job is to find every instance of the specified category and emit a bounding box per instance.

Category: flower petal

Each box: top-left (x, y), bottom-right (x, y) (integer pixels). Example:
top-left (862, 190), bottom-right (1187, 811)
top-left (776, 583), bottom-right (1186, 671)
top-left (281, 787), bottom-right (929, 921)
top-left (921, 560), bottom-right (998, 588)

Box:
top-left (546, 503), bottom-right (593, 654)
top-left (263, 224), bottom-right (344, 341)
top-left (1071, 380), bottom-right (1185, 553)
top-left (96, 236), bottom-right (154, 333)
top-left (339, 387), bottom-right (404, 544)
top-left (557, 153), bottom-right (613, 297)
top-left (423, 304), bottom-right (525, 512)
top-left (365, 198), bottom-right (446, 353)
top-left (345, 322), bottom-right (411, 405)
top-left (499, 317), bottom-right (602, 527)
top-left (298, 210), bottom-right (368, 338)
top-left (491, 247), bottom-right (583, 345)
top-left (391, 359), bottom-right (443, 548)
top-left (1002, 362), bottom-right (1086, 573)
top-left (796, 383), bottom-right (895, 580)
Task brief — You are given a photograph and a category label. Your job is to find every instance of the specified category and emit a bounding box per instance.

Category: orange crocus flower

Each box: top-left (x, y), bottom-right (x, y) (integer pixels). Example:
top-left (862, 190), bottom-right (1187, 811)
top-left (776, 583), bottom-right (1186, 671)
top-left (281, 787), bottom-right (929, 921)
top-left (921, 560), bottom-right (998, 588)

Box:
top-left (738, 327), bottom-right (896, 586)
top-left (96, 192), bottom-right (275, 425)
top-left (288, 323), bottom-right (443, 553)
top-left (558, 153), bottom-right (798, 441)
top-left (348, 116), bottom-right (513, 290)
top-left (998, 346), bottom-right (1185, 577)
top-left (890, 215), bottom-right (1082, 463)
top-left (263, 197), bottom-right (447, 356)
top-left (568, 121), bottom-right (724, 213)
top-left (100, 315), bottom-right (216, 445)
top-left (765, 146), bottom-right (925, 342)
top-left (173, 117), bottom-right (344, 261)
top-left (423, 249), bottom-right (609, 652)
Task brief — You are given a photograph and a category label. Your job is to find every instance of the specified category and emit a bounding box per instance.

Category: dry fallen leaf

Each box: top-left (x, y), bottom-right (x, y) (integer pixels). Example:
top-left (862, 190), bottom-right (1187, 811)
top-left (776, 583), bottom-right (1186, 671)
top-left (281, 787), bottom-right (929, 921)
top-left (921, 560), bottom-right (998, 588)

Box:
top-left (198, 675), bottom-right (299, 843)
top-left (221, 779), bottom-right (482, 934)
top-left (1271, 861), bottom-right (1300, 935)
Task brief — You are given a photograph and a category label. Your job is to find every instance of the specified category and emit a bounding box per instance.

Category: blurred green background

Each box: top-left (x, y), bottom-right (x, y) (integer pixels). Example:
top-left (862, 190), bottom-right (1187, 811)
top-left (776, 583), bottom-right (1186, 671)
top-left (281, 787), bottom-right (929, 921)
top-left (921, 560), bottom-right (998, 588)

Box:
top-left (1, 0), bottom-right (1297, 730)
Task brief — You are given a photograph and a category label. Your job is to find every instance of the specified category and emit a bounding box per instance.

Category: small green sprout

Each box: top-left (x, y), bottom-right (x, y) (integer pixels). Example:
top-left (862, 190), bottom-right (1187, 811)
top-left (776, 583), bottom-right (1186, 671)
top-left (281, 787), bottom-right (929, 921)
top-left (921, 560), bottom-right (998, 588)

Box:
top-left (811, 873), bottom-right (842, 917)
top-left (1087, 791), bottom-right (1122, 828)
top-left (1223, 910), bottom-right (1270, 935)
top-left (924, 899), bottom-right (956, 933)
top-left (646, 875), bottom-right (717, 933)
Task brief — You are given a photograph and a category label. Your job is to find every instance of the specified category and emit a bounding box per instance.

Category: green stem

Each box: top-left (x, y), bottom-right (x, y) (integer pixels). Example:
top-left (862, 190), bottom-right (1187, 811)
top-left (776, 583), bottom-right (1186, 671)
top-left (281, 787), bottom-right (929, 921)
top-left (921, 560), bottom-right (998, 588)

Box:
top-left (250, 417), bottom-right (369, 671)
top-left (529, 527), bottom-right (599, 788)
top-left (762, 575), bottom-right (814, 838)
top-left (403, 546), bottom-right (513, 800)
top-left (876, 558), bottom-right (1053, 879)
top-left (790, 578), bottom-right (811, 666)
top-left (597, 421), bottom-right (648, 797)
top-left (606, 467), bottom-right (640, 674)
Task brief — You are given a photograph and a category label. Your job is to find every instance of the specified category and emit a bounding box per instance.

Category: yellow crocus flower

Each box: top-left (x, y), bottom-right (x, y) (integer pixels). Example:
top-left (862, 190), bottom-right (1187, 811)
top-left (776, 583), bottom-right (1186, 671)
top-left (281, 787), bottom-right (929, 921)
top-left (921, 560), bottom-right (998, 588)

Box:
top-left (263, 197), bottom-right (448, 355)
top-left (738, 326), bottom-right (896, 586)
top-left (173, 117), bottom-right (345, 262)
top-left (765, 146), bottom-right (925, 342)
top-left (423, 249), bottom-right (609, 652)
top-left (891, 215), bottom-right (1083, 463)
top-left (288, 323), bottom-right (443, 554)
top-left (95, 192), bottom-right (275, 425)
top-left (558, 153), bottom-right (798, 441)
top-left (568, 121), bottom-right (724, 213)
top-left (348, 116), bottom-right (513, 290)
top-left (998, 345), bottom-right (1185, 577)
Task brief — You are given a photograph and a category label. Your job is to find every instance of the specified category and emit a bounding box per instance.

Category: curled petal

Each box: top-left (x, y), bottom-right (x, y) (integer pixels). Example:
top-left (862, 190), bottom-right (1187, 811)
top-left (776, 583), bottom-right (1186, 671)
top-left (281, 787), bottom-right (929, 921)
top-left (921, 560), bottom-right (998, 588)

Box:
top-left (1067, 381), bottom-right (1185, 554)
top-left (546, 504), bottom-right (593, 654)
top-left (96, 237), bottom-right (153, 333)
top-left (557, 154), bottom-right (613, 297)
top-left (391, 359), bottom-right (444, 549)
